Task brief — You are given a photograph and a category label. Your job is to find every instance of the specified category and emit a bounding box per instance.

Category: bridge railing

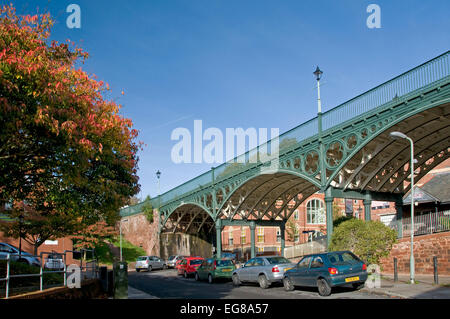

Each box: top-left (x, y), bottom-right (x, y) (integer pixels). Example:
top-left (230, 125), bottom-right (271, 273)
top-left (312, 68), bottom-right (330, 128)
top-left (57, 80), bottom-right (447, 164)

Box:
top-left (123, 51), bottom-right (449, 213)
top-left (322, 51), bottom-right (450, 130)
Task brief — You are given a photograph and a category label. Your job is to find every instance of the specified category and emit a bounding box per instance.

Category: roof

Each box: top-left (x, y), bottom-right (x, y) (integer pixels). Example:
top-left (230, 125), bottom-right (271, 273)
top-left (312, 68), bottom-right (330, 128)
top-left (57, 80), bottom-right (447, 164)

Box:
top-left (403, 172), bottom-right (450, 204)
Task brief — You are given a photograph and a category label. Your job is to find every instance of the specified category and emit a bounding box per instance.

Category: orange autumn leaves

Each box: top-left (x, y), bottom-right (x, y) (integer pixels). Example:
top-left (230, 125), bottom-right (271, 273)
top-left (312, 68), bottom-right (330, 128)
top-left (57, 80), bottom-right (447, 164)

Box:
top-left (0, 4), bottom-right (140, 163)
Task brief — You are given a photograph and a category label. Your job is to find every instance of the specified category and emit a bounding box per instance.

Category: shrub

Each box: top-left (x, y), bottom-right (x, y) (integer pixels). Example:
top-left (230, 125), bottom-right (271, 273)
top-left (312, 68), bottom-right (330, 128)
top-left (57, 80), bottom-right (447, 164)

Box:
top-left (329, 218), bottom-right (397, 265)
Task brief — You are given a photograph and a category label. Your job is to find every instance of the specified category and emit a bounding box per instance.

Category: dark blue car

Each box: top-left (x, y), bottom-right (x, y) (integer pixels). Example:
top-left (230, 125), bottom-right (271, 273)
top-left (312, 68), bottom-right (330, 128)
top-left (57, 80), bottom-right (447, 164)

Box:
top-left (283, 251), bottom-right (368, 296)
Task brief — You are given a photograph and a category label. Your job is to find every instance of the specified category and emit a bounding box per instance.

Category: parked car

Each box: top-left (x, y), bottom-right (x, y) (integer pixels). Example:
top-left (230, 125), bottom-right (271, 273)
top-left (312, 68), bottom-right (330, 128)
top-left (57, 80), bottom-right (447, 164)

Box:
top-left (135, 256), bottom-right (167, 272)
top-left (167, 255), bottom-right (186, 268)
top-left (195, 258), bottom-right (236, 283)
top-left (213, 252), bottom-right (237, 262)
top-left (231, 255), bottom-right (296, 289)
top-left (44, 253), bottom-right (64, 270)
top-left (0, 242), bottom-right (41, 267)
top-left (177, 257), bottom-right (205, 278)
top-left (283, 251), bottom-right (368, 296)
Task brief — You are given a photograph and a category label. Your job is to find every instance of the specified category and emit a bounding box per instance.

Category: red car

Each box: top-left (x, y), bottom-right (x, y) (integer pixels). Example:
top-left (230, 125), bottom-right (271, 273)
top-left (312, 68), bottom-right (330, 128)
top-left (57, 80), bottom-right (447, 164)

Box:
top-left (177, 257), bottom-right (205, 278)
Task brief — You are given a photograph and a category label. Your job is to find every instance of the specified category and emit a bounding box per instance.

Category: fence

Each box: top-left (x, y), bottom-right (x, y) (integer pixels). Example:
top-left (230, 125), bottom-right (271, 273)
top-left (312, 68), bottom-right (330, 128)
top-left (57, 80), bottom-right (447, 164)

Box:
top-left (392, 210), bottom-right (450, 238)
top-left (0, 249), bottom-right (98, 299)
top-left (284, 236), bottom-right (327, 259)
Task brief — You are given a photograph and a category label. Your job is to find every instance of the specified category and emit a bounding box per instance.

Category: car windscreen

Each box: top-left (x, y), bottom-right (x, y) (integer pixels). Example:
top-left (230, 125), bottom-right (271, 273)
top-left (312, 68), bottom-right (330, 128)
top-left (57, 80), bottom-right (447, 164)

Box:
top-left (168, 256), bottom-right (176, 260)
top-left (327, 252), bottom-right (361, 265)
top-left (190, 259), bottom-right (203, 265)
top-left (217, 259), bottom-right (234, 267)
top-left (137, 256), bottom-right (147, 261)
top-left (265, 257), bottom-right (291, 264)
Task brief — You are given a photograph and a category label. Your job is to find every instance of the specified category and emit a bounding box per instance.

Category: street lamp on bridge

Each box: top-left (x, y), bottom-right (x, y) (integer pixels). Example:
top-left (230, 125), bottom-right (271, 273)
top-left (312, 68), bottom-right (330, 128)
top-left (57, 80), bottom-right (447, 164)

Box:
top-left (156, 170), bottom-right (161, 213)
top-left (389, 131), bottom-right (416, 284)
top-left (314, 66), bottom-right (323, 114)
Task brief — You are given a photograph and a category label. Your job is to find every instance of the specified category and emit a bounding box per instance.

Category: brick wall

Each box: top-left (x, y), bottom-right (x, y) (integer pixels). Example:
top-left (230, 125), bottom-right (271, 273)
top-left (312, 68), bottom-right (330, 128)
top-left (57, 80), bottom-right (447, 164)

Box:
top-left (380, 232), bottom-right (450, 275)
top-left (120, 209), bottom-right (160, 256)
top-left (0, 232), bottom-right (75, 264)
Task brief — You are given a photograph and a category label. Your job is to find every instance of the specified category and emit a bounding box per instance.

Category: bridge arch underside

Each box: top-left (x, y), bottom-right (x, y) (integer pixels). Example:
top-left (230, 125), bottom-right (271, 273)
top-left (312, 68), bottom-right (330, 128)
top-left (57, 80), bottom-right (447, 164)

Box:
top-left (162, 204), bottom-right (215, 235)
top-left (330, 102), bottom-right (450, 193)
top-left (217, 172), bottom-right (319, 222)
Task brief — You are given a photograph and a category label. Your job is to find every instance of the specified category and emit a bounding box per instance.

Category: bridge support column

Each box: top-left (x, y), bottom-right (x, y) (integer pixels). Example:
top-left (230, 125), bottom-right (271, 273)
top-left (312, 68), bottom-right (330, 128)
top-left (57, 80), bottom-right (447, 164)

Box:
top-left (215, 219), bottom-right (222, 259)
top-left (364, 199), bottom-right (372, 221)
top-left (250, 221), bottom-right (256, 259)
top-left (280, 222), bottom-right (285, 257)
top-left (395, 200), bottom-right (403, 238)
top-left (324, 193), bottom-right (334, 248)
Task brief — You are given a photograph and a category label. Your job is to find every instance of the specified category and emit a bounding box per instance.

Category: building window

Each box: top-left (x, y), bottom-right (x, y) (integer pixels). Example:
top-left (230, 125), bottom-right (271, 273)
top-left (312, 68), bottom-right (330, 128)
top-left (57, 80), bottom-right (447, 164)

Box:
top-left (294, 232), bottom-right (299, 243)
top-left (228, 234), bottom-right (233, 246)
top-left (257, 227), bottom-right (264, 243)
top-left (294, 209), bottom-right (299, 220)
top-left (240, 228), bottom-right (246, 245)
top-left (276, 229), bottom-right (281, 243)
top-left (307, 199), bottom-right (325, 224)
top-left (257, 247), bottom-right (264, 253)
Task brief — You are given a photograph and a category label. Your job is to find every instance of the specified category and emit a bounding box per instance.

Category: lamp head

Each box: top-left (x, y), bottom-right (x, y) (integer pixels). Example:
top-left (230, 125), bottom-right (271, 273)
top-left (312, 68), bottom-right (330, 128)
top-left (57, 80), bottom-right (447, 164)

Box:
top-left (389, 131), bottom-right (408, 139)
top-left (313, 66), bottom-right (323, 81)
top-left (156, 170), bottom-right (161, 179)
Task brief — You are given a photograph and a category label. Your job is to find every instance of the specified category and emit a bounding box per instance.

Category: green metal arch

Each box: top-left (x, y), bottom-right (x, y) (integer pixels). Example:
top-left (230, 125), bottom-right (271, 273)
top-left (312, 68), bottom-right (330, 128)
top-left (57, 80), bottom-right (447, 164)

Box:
top-left (325, 96), bottom-right (450, 189)
top-left (160, 201), bottom-right (214, 231)
top-left (216, 168), bottom-right (321, 216)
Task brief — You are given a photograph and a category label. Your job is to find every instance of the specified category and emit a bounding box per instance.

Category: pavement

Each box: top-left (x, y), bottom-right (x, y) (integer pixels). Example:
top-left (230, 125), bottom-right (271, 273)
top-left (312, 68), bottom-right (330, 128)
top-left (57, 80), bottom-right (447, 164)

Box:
top-left (360, 273), bottom-right (450, 299)
top-left (128, 285), bottom-right (159, 299)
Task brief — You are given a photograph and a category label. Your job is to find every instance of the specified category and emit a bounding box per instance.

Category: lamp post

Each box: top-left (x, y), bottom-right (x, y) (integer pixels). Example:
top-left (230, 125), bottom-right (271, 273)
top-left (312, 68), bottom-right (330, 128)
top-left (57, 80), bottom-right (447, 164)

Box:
top-left (18, 214), bottom-right (24, 260)
top-left (390, 131), bottom-right (415, 284)
top-left (156, 170), bottom-right (161, 231)
top-left (314, 66), bottom-right (323, 114)
top-left (119, 218), bottom-right (128, 262)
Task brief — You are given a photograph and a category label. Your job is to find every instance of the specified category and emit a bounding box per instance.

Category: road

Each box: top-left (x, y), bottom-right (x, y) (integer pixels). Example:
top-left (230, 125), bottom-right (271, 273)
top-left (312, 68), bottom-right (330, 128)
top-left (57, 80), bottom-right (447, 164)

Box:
top-left (128, 268), bottom-right (389, 299)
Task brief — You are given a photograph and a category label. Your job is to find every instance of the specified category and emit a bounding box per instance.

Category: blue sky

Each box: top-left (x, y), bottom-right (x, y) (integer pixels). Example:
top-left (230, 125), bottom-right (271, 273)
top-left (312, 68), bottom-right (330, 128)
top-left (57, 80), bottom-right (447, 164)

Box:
top-left (10, 0), bottom-right (450, 200)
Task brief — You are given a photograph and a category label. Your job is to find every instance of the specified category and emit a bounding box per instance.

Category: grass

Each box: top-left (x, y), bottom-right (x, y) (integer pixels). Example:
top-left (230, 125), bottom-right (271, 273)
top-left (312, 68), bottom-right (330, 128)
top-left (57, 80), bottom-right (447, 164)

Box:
top-left (95, 237), bottom-right (146, 266)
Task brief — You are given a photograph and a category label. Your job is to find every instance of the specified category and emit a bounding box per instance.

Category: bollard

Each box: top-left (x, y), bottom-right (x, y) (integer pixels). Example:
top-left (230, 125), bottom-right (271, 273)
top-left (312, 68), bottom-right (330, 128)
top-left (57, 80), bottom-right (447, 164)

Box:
top-left (433, 256), bottom-right (438, 285)
top-left (393, 257), bottom-right (398, 282)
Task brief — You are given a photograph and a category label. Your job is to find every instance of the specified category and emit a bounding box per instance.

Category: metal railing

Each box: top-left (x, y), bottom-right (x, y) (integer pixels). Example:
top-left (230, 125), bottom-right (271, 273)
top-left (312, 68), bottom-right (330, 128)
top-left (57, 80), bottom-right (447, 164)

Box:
top-left (119, 51), bottom-right (450, 216)
top-left (0, 249), bottom-right (98, 299)
top-left (400, 210), bottom-right (450, 237)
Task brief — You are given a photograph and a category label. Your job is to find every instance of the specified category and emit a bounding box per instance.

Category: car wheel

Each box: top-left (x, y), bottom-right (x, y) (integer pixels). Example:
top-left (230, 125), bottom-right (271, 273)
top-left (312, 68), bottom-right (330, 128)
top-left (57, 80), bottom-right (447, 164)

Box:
top-left (232, 274), bottom-right (241, 286)
top-left (148, 265), bottom-right (152, 272)
top-left (258, 275), bottom-right (270, 289)
top-left (136, 269), bottom-right (141, 272)
top-left (352, 282), bottom-right (365, 290)
top-left (317, 278), bottom-right (332, 296)
top-left (283, 277), bottom-right (295, 291)
top-left (208, 274), bottom-right (213, 284)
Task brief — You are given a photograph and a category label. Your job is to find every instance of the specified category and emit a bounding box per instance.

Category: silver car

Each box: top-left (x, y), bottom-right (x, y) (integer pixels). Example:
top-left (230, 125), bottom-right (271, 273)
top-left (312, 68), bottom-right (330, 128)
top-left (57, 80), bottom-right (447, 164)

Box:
top-left (166, 255), bottom-right (186, 268)
top-left (0, 242), bottom-right (41, 267)
top-left (232, 256), bottom-right (296, 289)
top-left (44, 253), bottom-right (65, 270)
top-left (135, 255), bottom-right (167, 272)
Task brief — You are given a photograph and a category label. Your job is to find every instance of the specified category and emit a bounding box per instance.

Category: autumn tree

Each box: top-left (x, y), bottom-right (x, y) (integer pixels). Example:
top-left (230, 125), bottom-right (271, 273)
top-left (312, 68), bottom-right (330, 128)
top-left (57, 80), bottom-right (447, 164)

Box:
top-left (0, 5), bottom-right (140, 254)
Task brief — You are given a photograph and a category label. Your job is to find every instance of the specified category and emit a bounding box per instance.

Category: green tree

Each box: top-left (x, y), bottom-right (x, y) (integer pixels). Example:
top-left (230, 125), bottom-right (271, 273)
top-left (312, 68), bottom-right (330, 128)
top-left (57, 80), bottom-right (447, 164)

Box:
top-left (328, 219), bottom-right (397, 265)
top-left (142, 196), bottom-right (154, 224)
top-left (285, 218), bottom-right (298, 242)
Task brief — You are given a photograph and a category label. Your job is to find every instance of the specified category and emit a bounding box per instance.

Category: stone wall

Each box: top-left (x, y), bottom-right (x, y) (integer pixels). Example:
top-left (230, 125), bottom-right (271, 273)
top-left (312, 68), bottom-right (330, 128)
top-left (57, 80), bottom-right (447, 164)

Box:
top-left (380, 232), bottom-right (450, 275)
top-left (159, 232), bottom-right (213, 260)
top-left (120, 209), bottom-right (160, 256)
